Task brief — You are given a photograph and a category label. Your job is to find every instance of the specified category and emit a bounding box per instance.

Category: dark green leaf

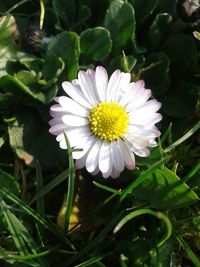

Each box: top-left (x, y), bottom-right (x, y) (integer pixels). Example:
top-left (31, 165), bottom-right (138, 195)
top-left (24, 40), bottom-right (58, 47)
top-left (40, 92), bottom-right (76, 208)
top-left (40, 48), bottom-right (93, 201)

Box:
top-left (133, 167), bottom-right (199, 210)
top-left (160, 80), bottom-right (198, 118)
top-left (52, 0), bottom-right (76, 26)
top-left (8, 108), bottom-right (65, 167)
top-left (132, 0), bottom-right (158, 28)
top-left (148, 13), bottom-right (172, 51)
top-left (80, 27), bottom-right (112, 60)
top-left (0, 171), bottom-right (20, 196)
top-left (141, 52), bottom-right (170, 95)
top-left (162, 34), bottom-right (197, 77)
top-left (47, 31), bottom-right (80, 81)
top-left (104, 0), bottom-right (135, 51)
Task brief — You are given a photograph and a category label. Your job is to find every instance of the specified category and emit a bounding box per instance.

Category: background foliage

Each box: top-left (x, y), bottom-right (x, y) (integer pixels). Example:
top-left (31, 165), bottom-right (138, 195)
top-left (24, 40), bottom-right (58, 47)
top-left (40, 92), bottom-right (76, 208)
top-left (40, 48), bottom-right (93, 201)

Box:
top-left (0, 0), bottom-right (200, 266)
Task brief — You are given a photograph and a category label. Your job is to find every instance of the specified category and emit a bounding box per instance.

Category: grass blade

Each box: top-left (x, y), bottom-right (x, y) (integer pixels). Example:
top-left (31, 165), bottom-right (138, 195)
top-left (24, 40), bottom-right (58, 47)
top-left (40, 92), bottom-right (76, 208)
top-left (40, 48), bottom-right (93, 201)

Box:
top-left (164, 120), bottom-right (200, 153)
top-left (30, 169), bottom-right (68, 205)
top-left (0, 188), bottom-right (74, 249)
top-left (64, 132), bottom-right (75, 232)
top-left (113, 208), bottom-right (172, 247)
top-left (59, 212), bottom-right (123, 267)
top-left (176, 234), bottom-right (200, 266)
top-left (35, 160), bottom-right (45, 216)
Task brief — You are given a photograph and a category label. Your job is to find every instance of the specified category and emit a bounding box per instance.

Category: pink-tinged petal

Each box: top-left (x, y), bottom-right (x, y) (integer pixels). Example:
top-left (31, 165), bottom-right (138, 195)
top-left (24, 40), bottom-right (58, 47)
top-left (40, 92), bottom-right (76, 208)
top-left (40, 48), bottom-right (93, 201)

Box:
top-left (110, 168), bottom-right (120, 178)
top-left (132, 147), bottom-right (150, 157)
top-left (86, 139), bottom-right (102, 172)
top-left (62, 81), bottom-right (91, 108)
top-left (58, 96), bottom-right (89, 117)
top-left (98, 141), bottom-right (112, 174)
top-left (49, 117), bottom-right (62, 126)
top-left (62, 115), bottom-right (88, 126)
top-left (49, 124), bottom-right (67, 136)
top-left (95, 66), bottom-right (108, 102)
top-left (119, 140), bottom-right (135, 170)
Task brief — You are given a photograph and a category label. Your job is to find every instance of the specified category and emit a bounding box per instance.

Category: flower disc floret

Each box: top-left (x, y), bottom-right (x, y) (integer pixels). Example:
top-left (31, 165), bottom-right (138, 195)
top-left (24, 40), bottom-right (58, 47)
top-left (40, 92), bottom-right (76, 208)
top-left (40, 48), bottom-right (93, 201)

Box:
top-left (89, 102), bottom-right (129, 141)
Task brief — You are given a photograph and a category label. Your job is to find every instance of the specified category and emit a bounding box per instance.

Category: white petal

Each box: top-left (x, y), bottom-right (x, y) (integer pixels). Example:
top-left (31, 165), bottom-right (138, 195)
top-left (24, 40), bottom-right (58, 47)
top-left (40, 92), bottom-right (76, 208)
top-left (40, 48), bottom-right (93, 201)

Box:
top-left (95, 66), bottom-right (108, 102)
top-left (86, 139), bottom-right (102, 172)
top-left (98, 142), bottom-right (112, 174)
top-left (107, 69), bottom-right (121, 101)
top-left (78, 70), bottom-right (98, 105)
top-left (72, 135), bottom-right (96, 159)
top-left (110, 142), bottom-right (124, 172)
top-left (119, 139), bottom-right (135, 170)
top-left (129, 112), bottom-right (162, 126)
top-left (58, 96), bottom-right (89, 117)
top-left (75, 151), bottom-right (89, 169)
top-left (62, 115), bottom-right (88, 126)
top-left (62, 81), bottom-right (91, 108)
top-left (116, 73), bottom-right (131, 102)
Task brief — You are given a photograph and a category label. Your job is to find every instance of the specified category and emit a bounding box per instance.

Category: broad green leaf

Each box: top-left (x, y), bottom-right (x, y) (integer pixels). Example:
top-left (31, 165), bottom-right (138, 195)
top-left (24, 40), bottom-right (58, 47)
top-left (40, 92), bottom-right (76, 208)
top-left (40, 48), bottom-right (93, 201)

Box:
top-left (52, 0), bottom-right (76, 26)
top-left (148, 13), bottom-right (172, 50)
top-left (132, 0), bottom-right (158, 28)
top-left (14, 70), bottom-right (42, 86)
top-left (104, 0), bottom-right (135, 51)
top-left (133, 167), bottom-right (199, 210)
top-left (162, 34), bottom-right (197, 77)
top-left (141, 52), bottom-right (170, 95)
top-left (0, 74), bottom-right (58, 104)
top-left (0, 171), bottom-right (20, 196)
top-left (47, 31), bottom-right (80, 81)
top-left (80, 27), bottom-right (112, 61)
top-left (8, 108), bottom-right (65, 167)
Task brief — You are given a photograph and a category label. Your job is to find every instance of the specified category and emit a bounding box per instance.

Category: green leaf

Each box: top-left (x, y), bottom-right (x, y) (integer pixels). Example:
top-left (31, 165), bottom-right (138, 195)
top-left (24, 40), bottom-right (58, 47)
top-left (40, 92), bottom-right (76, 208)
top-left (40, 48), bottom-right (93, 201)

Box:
top-left (162, 34), bottom-right (197, 77)
top-left (0, 200), bottom-right (46, 267)
top-left (47, 31), bottom-right (80, 81)
top-left (77, 5), bottom-right (91, 24)
top-left (110, 54), bottom-right (137, 73)
top-left (0, 15), bottom-right (16, 41)
top-left (104, 0), bottom-right (135, 51)
top-left (176, 234), bottom-right (200, 267)
top-left (160, 80), bottom-right (197, 118)
top-left (80, 27), bottom-right (112, 61)
top-left (52, 0), bottom-right (76, 26)
top-left (133, 168), bottom-right (199, 210)
top-left (132, 0), bottom-right (158, 28)
top-left (8, 108), bottom-right (65, 167)
top-left (0, 74), bottom-right (58, 104)
top-left (0, 171), bottom-right (20, 196)
top-left (15, 70), bottom-right (42, 86)
top-left (141, 52), bottom-right (170, 95)
top-left (148, 13), bottom-right (172, 51)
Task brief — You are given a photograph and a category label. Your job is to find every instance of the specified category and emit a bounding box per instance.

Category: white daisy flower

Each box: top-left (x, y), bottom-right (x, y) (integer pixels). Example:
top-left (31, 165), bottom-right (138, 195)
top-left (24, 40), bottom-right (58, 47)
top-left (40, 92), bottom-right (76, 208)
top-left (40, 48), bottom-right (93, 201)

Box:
top-left (49, 66), bottom-right (162, 178)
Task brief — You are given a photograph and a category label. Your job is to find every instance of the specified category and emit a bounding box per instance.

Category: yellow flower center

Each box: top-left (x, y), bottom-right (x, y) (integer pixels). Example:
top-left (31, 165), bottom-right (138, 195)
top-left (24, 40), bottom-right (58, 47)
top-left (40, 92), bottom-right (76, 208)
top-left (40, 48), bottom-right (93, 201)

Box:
top-left (88, 102), bottom-right (129, 141)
